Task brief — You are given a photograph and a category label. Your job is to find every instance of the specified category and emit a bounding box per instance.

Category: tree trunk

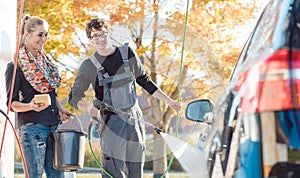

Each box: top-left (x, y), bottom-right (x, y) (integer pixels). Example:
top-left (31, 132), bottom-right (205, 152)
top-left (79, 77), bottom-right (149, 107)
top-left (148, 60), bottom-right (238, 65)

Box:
top-left (153, 132), bottom-right (169, 178)
top-left (151, 0), bottom-right (167, 177)
top-left (152, 65), bottom-right (188, 177)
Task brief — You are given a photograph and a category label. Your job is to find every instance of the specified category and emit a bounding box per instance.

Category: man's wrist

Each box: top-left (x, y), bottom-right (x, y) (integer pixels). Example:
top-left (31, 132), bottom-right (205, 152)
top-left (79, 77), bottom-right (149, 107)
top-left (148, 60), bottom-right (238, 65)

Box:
top-left (77, 100), bottom-right (89, 110)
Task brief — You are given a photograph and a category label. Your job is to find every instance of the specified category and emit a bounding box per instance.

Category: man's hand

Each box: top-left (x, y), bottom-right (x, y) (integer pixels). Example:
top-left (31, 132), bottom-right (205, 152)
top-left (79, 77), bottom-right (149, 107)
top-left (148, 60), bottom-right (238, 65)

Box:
top-left (78, 100), bottom-right (100, 118)
top-left (87, 103), bottom-right (100, 118)
top-left (168, 99), bottom-right (182, 112)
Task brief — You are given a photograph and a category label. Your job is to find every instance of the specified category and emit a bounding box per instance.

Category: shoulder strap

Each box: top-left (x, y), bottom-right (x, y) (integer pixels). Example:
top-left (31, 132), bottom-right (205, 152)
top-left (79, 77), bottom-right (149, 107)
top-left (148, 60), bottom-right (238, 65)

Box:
top-left (118, 43), bottom-right (130, 73)
top-left (90, 54), bottom-right (109, 78)
top-left (118, 43), bottom-right (129, 64)
top-left (90, 54), bottom-right (102, 70)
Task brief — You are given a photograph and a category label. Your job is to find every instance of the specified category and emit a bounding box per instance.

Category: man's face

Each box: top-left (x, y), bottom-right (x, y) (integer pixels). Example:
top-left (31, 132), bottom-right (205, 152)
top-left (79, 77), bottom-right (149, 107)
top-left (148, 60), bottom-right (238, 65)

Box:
top-left (90, 28), bottom-right (109, 50)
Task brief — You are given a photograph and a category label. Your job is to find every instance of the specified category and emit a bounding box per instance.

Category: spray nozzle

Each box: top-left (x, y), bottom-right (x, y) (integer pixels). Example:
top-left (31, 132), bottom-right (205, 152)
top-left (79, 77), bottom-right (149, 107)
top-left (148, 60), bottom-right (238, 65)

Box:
top-left (154, 127), bottom-right (162, 134)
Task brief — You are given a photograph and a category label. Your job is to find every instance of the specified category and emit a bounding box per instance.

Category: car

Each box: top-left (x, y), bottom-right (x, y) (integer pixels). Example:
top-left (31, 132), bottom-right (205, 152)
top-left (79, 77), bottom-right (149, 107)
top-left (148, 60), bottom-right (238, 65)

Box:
top-left (185, 0), bottom-right (300, 177)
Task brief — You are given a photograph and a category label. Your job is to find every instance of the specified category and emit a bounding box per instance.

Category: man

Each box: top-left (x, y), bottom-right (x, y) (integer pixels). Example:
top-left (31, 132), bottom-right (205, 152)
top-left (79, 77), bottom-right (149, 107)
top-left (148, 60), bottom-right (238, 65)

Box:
top-left (68, 18), bottom-right (181, 178)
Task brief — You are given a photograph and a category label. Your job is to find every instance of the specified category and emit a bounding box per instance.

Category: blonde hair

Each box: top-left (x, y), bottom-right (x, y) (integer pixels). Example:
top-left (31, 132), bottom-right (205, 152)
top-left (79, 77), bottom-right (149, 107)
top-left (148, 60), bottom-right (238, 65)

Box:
top-left (20, 14), bottom-right (48, 47)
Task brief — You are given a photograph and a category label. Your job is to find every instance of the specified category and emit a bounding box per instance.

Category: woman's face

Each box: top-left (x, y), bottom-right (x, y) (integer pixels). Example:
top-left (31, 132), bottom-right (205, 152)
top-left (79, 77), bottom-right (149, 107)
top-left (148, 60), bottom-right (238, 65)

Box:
top-left (25, 24), bottom-right (48, 51)
top-left (90, 28), bottom-right (110, 50)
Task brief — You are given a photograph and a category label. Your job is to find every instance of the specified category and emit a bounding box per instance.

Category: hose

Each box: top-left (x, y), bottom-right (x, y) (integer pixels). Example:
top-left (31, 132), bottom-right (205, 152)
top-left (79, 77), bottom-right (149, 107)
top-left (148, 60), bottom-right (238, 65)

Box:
top-left (0, 110), bottom-right (29, 178)
top-left (160, 0), bottom-right (190, 177)
top-left (0, 0), bottom-right (29, 177)
top-left (87, 119), bottom-right (113, 178)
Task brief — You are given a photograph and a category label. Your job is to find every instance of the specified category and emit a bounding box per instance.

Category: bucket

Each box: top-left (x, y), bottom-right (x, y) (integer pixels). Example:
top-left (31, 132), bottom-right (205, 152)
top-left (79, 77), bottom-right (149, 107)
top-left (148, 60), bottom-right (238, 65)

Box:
top-left (53, 114), bottom-right (87, 172)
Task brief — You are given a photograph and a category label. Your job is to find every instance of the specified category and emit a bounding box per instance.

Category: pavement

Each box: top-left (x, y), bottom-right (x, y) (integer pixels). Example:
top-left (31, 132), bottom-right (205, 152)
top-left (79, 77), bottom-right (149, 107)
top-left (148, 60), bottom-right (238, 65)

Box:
top-left (14, 172), bottom-right (189, 178)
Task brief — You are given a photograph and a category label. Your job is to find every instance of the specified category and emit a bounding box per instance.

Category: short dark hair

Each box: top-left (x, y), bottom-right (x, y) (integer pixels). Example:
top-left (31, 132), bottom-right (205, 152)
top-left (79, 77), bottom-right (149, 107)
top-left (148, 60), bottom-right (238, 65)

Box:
top-left (86, 18), bottom-right (110, 39)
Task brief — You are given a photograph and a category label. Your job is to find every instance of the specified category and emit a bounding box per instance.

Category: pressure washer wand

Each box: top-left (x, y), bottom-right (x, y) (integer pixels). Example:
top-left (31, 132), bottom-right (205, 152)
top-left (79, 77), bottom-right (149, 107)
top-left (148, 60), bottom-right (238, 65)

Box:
top-left (93, 99), bottom-right (162, 134)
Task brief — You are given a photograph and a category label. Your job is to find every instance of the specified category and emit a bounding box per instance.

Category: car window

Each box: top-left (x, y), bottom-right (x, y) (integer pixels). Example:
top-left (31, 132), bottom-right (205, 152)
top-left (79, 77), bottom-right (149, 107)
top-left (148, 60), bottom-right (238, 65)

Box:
top-left (229, 0), bottom-right (291, 89)
top-left (229, 36), bottom-right (251, 82)
top-left (293, 0), bottom-right (300, 49)
top-left (246, 0), bottom-right (279, 55)
top-left (295, 0), bottom-right (300, 22)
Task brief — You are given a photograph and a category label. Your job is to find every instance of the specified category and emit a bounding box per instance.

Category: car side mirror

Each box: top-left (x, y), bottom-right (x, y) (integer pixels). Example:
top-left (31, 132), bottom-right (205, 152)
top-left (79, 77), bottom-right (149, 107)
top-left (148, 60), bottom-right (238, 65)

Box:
top-left (185, 99), bottom-right (214, 122)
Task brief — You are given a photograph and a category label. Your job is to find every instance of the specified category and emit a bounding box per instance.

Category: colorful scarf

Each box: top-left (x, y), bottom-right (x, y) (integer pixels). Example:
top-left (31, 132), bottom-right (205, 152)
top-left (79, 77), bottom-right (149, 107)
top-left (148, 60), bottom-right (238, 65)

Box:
top-left (18, 46), bottom-right (61, 93)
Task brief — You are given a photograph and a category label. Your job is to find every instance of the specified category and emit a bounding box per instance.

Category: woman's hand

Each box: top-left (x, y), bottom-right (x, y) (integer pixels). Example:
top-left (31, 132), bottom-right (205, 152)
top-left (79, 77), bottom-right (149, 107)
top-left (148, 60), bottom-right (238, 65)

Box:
top-left (58, 107), bottom-right (71, 122)
top-left (30, 98), bottom-right (49, 112)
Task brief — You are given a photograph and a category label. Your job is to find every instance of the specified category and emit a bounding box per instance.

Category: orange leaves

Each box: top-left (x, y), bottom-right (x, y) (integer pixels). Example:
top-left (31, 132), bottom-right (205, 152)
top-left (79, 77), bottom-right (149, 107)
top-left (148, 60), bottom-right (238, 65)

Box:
top-left (173, 12), bottom-right (185, 21)
top-left (158, 43), bottom-right (172, 57)
top-left (185, 0), bottom-right (263, 83)
top-left (21, 0), bottom-right (263, 106)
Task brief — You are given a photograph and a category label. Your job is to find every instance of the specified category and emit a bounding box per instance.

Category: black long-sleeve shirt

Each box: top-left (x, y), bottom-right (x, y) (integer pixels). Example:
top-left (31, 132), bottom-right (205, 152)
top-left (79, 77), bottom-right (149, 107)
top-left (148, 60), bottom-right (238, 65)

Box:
top-left (5, 62), bottom-right (60, 128)
top-left (68, 46), bottom-right (158, 109)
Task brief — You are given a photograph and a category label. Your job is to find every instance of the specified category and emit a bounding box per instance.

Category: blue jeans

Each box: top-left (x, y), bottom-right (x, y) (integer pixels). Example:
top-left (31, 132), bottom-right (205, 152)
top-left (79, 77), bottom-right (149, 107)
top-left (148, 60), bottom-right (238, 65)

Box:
top-left (18, 123), bottom-right (64, 178)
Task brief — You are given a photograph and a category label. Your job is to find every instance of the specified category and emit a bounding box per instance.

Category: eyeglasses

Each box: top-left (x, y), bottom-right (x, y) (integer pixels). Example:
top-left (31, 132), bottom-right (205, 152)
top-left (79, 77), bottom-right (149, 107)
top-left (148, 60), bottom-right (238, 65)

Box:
top-left (91, 32), bottom-right (108, 41)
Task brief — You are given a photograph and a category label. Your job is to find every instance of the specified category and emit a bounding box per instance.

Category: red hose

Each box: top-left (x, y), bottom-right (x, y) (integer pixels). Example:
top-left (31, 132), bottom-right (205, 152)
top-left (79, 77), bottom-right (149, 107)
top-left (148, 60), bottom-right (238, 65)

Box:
top-left (0, 0), bottom-right (29, 177)
top-left (0, 115), bottom-right (29, 178)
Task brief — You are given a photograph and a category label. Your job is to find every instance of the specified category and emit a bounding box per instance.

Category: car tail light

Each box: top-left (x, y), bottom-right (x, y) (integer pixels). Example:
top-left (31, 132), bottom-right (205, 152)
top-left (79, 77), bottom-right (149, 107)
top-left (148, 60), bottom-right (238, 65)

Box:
top-left (239, 49), bottom-right (300, 113)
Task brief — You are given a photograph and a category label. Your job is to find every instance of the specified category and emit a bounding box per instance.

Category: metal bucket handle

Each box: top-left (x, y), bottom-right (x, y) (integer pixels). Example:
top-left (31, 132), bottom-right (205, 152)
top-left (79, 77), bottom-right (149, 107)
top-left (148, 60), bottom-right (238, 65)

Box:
top-left (60, 114), bottom-right (84, 132)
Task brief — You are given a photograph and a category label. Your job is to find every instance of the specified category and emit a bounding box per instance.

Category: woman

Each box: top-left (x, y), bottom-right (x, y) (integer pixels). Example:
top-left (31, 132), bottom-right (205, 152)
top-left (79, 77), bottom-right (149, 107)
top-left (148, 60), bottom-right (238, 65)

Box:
top-left (5, 15), bottom-right (70, 178)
